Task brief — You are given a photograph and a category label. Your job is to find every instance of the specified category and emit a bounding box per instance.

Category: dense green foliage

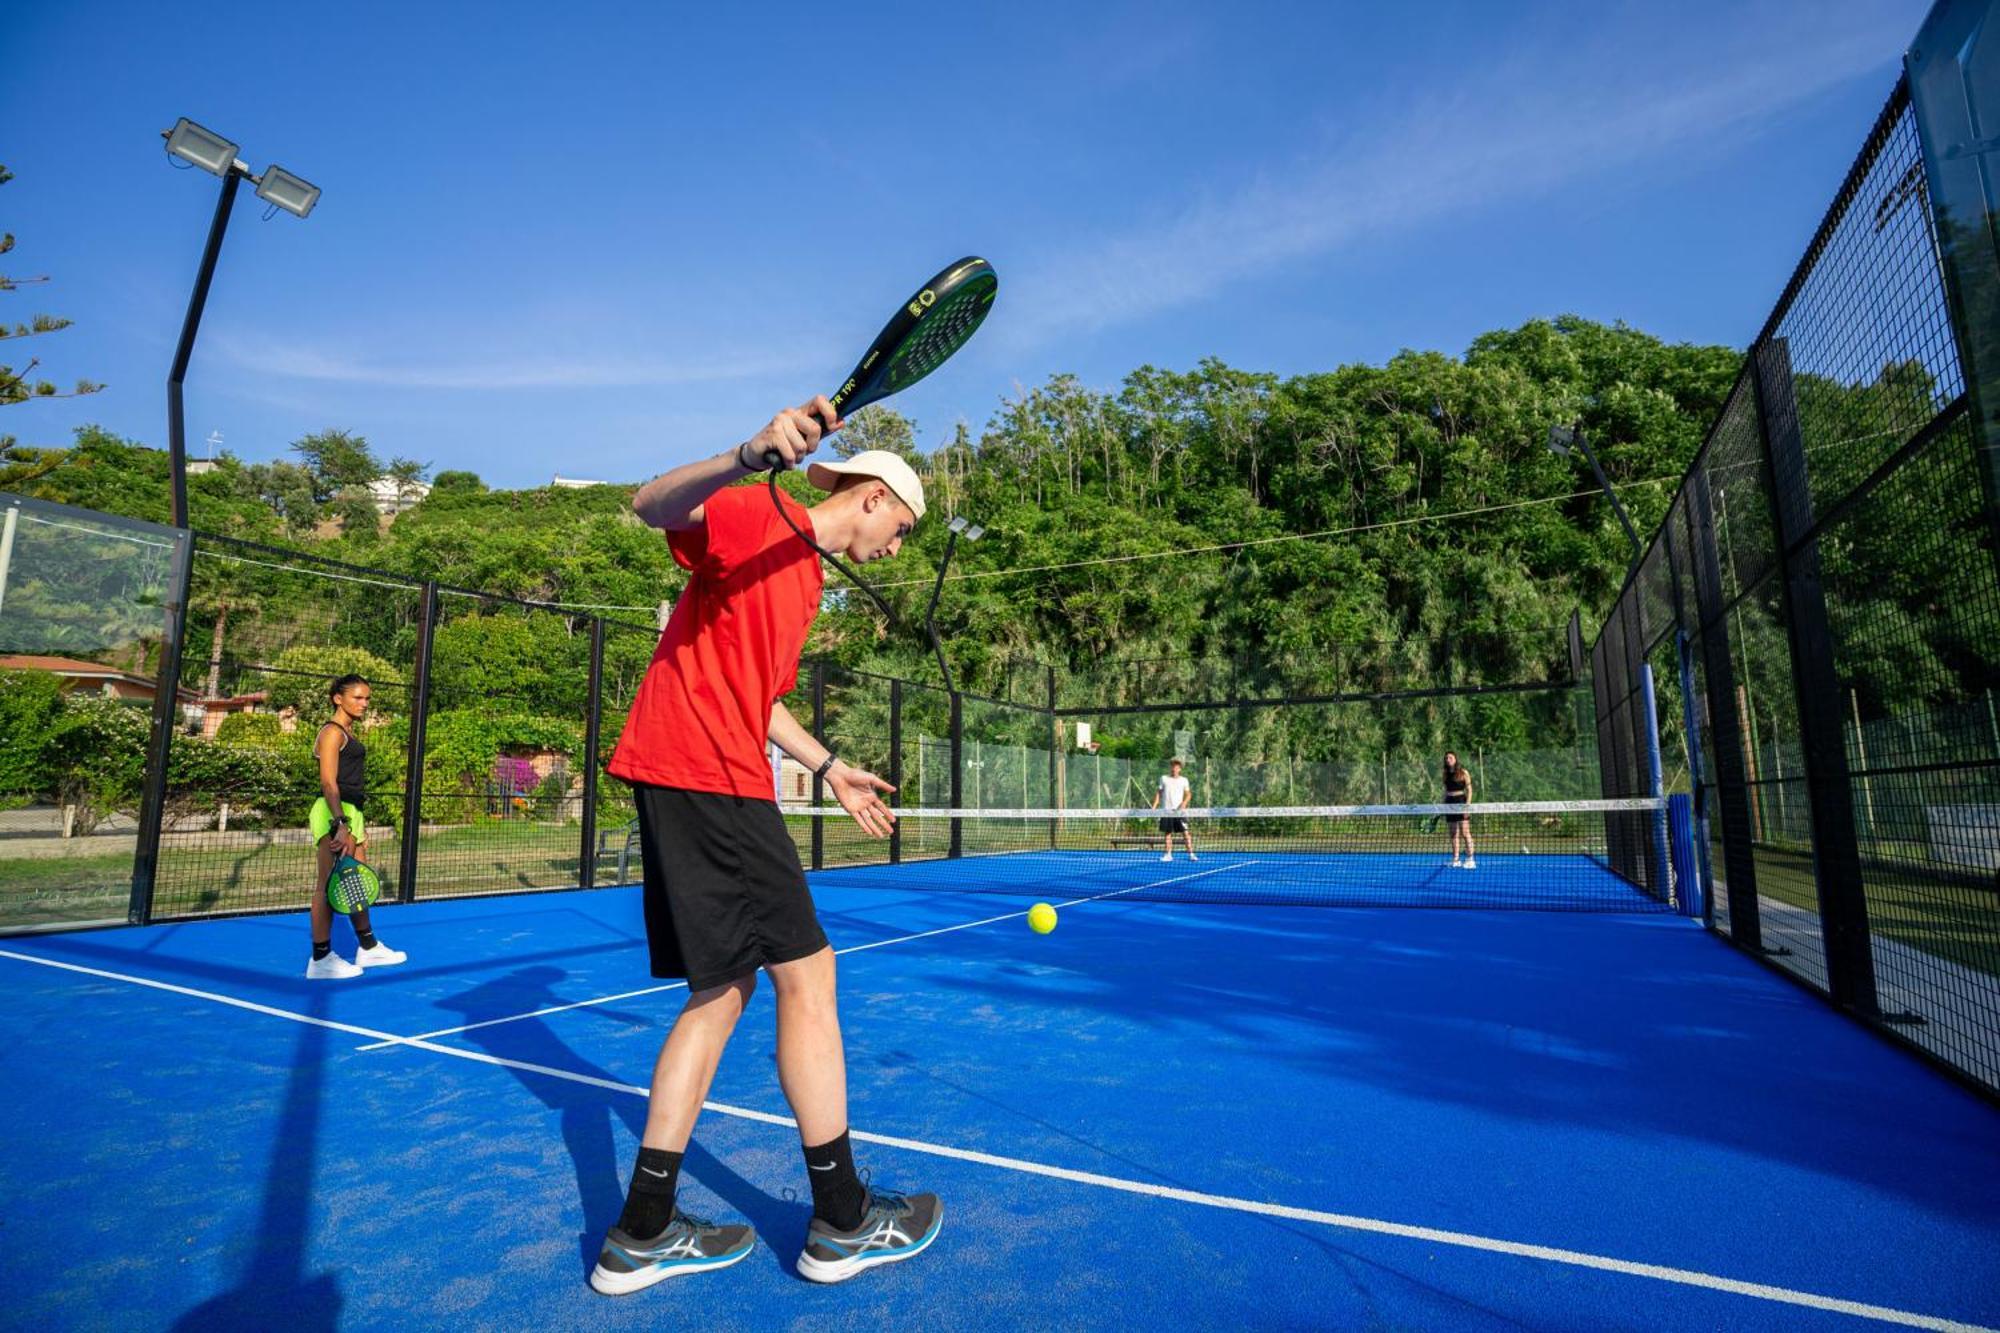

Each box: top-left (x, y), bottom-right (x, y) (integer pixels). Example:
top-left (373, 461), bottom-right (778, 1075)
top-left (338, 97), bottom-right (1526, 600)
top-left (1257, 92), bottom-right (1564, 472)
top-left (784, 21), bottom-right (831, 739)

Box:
top-left (3, 308), bottom-right (1989, 816)
top-left (31, 314), bottom-right (1991, 808)
top-left (1, 164), bottom-right (104, 453)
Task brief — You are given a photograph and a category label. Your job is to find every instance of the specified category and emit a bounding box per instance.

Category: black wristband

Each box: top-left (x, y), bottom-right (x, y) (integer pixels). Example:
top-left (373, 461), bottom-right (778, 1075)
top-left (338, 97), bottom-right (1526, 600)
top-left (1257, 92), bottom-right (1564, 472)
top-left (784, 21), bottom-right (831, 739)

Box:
top-left (815, 754), bottom-right (837, 781)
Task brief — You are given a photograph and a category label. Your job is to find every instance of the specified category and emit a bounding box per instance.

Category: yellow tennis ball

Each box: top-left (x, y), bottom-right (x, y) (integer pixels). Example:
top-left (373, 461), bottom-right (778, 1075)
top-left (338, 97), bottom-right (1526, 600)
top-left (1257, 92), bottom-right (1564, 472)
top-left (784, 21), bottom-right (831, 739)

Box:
top-left (1027, 902), bottom-right (1058, 935)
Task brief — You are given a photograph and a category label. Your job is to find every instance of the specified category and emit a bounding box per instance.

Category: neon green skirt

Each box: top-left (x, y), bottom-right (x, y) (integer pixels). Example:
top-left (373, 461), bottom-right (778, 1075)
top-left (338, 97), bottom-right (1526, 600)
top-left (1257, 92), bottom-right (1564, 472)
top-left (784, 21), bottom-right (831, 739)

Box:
top-left (308, 798), bottom-right (366, 843)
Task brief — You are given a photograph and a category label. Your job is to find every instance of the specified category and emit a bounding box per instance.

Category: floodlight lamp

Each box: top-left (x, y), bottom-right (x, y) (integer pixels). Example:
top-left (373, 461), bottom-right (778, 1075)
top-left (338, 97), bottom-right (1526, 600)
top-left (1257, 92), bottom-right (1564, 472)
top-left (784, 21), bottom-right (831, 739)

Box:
top-left (1547, 424), bottom-right (1575, 457)
top-left (164, 118), bottom-right (239, 177)
top-left (963, 524), bottom-right (985, 542)
top-left (948, 516), bottom-right (969, 534)
top-left (255, 166), bottom-right (321, 219)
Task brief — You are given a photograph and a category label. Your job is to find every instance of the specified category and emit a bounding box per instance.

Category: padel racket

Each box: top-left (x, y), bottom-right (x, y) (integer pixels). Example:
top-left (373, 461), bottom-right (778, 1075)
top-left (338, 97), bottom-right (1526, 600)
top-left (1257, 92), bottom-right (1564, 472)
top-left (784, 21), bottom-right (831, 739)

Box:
top-left (761, 256), bottom-right (998, 468)
top-left (326, 854), bottom-right (382, 915)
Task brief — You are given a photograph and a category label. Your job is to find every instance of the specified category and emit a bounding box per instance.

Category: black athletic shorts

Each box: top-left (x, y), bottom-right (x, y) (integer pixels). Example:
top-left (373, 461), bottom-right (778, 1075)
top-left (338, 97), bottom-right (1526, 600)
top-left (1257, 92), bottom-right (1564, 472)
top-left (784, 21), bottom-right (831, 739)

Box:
top-left (1158, 816), bottom-right (1188, 834)
top-left (633, 784), bottom-right (829, 992)
top-left (1444, 792), bottom-right (1470, 825)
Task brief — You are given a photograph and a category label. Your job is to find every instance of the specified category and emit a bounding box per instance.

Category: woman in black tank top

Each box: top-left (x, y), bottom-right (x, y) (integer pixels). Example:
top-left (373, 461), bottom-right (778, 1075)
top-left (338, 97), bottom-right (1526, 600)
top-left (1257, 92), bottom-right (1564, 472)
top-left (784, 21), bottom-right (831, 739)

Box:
top-left (306, 674), bottom-right (406, 979)
top-left (1442, 751), bottom-right (1476, 870)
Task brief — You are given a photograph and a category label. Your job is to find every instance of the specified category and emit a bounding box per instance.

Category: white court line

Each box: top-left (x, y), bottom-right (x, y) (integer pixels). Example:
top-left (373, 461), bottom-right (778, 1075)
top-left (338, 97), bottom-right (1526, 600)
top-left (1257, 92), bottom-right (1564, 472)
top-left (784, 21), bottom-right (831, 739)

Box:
top-left (0, 946), bottom-right (1988, 1332)
top-left (352, 859), bottom-right (1256, 1050)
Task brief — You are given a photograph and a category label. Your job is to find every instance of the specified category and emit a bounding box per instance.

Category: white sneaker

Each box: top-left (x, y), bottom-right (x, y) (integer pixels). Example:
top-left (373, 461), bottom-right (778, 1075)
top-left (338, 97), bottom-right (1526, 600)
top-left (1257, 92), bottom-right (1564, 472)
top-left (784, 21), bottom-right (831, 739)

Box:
top-left (1187, 851), bottom-right (1197, 860)
top-left (1160, 853), bottom-right (1173, 862)
top-left (355, 941), bottom-right (407, 968)
top-left (1464, 858), bottom-right (1477, 870)
top-left (1450, 857), bottom-right (1462, 868)
top-left (307, 952), bottom-right (363, 980)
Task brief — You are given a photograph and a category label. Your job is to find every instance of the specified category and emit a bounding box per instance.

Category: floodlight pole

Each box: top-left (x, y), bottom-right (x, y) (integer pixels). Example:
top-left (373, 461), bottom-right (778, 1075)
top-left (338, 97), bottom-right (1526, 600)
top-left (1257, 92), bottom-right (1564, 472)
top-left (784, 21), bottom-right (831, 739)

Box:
top-left (1555, 421), bottom-right (1642, 566)
top-left (167, 167), bottom-right (244, 529)
top-left (924, 523), bottom-right (981, 696)
top-left (923, 530), bottom-right (962, 696)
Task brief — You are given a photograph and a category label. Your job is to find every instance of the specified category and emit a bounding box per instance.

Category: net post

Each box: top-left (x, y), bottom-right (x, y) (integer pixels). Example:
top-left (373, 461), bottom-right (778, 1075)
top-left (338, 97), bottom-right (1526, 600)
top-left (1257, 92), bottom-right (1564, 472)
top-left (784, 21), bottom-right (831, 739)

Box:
top-left (888, 677), bottom-right (903, 864)
top-left (1687, 472), bottom-right (1766, 949)
top-left (1046, 664), bottom-right (1059, 850)
top-left (396, 581), bottom-right (438, 904)
top-left (1753, 336), bottom-right (1881, 1016)
top-left (1638, 664), bottom-right (1672, 904)
top-left (1662, 510), bottom-right (1715, 921)
top-left (949, 691), bottom-right (963, 858)
top-left (128, 525), bottom-right (195, 926)
top-left (810, 659), bottom-right (826, 872)
top-left (579, 616), bottom-right (605, 892)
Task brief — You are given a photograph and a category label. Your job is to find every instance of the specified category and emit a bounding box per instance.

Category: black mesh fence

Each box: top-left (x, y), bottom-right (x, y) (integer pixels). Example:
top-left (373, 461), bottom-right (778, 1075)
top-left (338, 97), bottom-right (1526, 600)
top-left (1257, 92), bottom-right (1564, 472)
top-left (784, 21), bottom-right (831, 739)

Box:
top-left (152, 535), bottom-right (424, 919)
top-left (1585, 80), bottom-right (2000, 1097)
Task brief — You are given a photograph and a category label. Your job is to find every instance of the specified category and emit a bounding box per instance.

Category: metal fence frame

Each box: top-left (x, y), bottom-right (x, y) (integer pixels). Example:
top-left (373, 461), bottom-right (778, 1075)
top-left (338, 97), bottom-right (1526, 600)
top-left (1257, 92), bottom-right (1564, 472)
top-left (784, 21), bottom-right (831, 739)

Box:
top-left (1587, 62), bottom-right (2000, 1099)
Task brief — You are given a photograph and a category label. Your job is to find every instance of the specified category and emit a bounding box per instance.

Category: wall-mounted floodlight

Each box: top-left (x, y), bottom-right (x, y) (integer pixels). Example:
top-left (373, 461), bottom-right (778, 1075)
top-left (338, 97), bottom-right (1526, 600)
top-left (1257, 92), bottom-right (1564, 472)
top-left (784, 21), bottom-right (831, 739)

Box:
top-left (926, 514), bottom-right (988, 697)
top-left (1548, 420), bottom-right (1641, 564)
top-left (255, 165), bottom-right (321, 219)
top-left (164, 118), bottom-right (239, 176)
top-left (161, 119), bottom-right (319, 528)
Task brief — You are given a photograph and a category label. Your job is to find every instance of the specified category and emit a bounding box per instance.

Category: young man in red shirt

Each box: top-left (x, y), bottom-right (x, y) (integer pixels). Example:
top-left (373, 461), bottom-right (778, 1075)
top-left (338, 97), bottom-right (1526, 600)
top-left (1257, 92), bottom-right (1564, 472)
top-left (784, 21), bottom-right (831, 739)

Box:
top-left (591, 399), bottom-right (942, 1295)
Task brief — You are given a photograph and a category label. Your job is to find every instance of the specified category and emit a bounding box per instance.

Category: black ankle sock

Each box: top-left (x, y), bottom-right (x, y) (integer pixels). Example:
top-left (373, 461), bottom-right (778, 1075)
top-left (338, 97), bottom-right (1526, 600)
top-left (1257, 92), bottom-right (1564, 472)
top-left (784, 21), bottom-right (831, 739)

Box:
top-left (355, 927), bottom-right (378, 950)
top-left (617, 1146), bottom-right (682, 1240)
top-left (803, 1131), bottom-right (866, 1231)
top-left (312, 941), bottom-right (332, 961)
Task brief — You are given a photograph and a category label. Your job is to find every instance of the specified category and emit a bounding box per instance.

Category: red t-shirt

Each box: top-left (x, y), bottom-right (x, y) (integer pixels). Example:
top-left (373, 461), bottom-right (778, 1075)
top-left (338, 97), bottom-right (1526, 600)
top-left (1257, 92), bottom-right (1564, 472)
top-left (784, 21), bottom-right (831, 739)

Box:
top-left (607, 484), bottom-right (823, 798)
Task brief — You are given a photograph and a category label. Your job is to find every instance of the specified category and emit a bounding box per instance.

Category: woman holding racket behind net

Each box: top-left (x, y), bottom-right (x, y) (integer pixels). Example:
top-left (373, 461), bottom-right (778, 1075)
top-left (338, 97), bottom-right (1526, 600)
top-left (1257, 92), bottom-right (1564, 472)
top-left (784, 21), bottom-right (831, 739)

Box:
top-left (1443, 750), bottom-right (1476, 869)
top-left (303, 674), bottom-right (407, 979)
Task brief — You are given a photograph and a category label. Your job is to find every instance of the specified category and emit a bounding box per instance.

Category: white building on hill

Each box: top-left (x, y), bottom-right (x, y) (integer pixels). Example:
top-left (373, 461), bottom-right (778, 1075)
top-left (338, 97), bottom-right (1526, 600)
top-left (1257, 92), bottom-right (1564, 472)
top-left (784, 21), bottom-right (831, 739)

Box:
top-left (369, 475), bottom-right (432, 515)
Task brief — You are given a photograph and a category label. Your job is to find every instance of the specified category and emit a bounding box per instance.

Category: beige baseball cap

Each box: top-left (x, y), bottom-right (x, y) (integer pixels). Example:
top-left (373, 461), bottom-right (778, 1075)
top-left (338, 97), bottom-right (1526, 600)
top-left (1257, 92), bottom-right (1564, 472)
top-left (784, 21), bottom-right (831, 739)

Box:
top-left (806, 449), bottom-right (926, 521)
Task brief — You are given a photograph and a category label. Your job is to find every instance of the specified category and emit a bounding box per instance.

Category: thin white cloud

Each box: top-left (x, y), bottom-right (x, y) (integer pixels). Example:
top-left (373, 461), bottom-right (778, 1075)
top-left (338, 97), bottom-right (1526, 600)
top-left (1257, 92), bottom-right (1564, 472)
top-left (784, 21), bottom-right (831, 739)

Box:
top-left (1001, 10), bottom-right (1911, 346)
top-left (209, 333), bottom-right (820, 391)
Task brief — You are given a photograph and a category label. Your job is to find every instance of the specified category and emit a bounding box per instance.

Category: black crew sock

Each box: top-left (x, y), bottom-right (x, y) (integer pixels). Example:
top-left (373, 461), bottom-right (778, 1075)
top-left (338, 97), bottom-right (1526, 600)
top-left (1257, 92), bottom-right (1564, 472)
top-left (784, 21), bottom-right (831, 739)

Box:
top-left (311, 941), bottom-right (332, 961)
top-left (803, 1131), bottom-right (867, 1231)
top-left (355, 928), bottom-right (379, 950)
top-left (617, 1146), bottom-right (682, 1240)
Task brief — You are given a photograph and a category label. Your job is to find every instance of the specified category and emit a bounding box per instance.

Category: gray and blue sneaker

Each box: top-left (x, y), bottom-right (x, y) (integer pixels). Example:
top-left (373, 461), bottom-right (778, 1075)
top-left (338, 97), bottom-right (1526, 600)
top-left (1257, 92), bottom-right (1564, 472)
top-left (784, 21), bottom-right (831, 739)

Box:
top-left (589, 1212), bottom-right (756, 1295)
top-left (796, 1187), bottom-right (943, 1284)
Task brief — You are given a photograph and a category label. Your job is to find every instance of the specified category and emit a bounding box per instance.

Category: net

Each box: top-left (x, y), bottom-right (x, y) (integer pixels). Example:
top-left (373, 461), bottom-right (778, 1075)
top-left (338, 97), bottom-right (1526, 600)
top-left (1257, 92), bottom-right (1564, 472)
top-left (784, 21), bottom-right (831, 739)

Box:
top-left (785, 798), bottom-right (1675, 912)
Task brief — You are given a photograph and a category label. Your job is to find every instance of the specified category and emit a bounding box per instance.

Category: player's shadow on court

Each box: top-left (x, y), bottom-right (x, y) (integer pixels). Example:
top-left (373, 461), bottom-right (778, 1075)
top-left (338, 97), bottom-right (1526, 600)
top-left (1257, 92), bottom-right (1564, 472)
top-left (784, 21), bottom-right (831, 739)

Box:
top-left (169, 988), bottom-right (343, 1331)
top-left (439, 967), bottom-right (803, 1277)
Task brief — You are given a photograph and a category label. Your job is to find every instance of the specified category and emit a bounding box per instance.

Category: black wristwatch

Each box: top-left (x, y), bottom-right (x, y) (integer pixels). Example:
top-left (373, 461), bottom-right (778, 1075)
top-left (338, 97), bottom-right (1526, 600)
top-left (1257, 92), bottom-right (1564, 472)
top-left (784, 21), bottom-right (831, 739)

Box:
top-left (815, 754), bottom-right (838, 781)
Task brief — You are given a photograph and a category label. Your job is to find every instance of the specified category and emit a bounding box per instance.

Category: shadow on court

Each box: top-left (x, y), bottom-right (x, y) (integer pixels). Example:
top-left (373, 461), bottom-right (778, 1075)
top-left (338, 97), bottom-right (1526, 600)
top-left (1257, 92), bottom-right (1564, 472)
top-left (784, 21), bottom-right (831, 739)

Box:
top-left (436, 967), bottom-right (811, 1277)
top-left (851, 895), bottom-right (2000, 1224)
top-left (167, 987), bottom-right (343, 1331)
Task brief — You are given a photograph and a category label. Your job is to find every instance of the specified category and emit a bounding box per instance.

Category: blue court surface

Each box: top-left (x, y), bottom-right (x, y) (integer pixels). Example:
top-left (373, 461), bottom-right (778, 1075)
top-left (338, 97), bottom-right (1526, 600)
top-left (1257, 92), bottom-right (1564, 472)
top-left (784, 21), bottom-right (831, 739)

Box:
top-left (3, 864), bottom-right (1998, 1331)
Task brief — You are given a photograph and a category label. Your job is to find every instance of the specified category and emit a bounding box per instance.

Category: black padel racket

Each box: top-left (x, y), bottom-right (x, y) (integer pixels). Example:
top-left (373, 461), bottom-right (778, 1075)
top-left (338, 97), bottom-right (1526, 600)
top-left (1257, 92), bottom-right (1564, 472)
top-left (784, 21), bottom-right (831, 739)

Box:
top-left (760, 256), bottom-right (998, 469)
top-left (754, 256), bottom-right (998, 639)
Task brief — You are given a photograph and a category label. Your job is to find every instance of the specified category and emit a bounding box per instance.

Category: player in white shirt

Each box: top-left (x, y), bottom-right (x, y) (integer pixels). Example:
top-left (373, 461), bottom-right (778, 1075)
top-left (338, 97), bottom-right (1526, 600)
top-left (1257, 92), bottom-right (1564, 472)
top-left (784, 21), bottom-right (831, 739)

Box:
top-left (1151, 757), bottom-right (1197, 861)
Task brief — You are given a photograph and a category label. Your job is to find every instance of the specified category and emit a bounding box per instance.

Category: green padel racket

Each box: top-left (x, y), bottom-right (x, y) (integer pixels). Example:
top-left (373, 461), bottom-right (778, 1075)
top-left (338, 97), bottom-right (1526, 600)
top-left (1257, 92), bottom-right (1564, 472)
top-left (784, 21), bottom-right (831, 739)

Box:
top-left (327, 854), bottom-right (382, 915)
top-left (760, 255), bottom-right (998, 470)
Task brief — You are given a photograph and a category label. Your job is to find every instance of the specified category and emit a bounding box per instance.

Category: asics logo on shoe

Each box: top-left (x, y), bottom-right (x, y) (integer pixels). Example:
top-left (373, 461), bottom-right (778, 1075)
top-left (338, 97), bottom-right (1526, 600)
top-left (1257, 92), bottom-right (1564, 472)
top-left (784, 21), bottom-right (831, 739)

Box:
top-left (822, 1216), bottom-right (913, 1256)
top-left (613, 1233), bottom-right (705, 1264)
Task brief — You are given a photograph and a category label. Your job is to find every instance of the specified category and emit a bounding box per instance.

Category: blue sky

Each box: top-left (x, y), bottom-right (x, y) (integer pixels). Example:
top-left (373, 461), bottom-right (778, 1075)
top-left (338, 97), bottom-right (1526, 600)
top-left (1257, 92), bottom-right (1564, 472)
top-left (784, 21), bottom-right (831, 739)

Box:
top-left (5, 0), bottom-right (1927, 489)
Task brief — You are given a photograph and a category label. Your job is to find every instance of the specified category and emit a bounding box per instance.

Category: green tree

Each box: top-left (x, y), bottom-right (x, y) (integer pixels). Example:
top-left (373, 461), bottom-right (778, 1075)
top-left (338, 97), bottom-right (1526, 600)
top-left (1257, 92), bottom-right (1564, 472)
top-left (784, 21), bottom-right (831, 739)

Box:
top-left (833, 405), bottom-right (920, 461)
top-left (291, 428), bottom-right (382, 501)
top-left (0, 165), bottom-right (103, 456)
top-left (258, 644), bottom-right (402, 720)
top-left (430, 469), bottom-right (486, 496)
